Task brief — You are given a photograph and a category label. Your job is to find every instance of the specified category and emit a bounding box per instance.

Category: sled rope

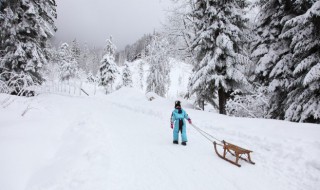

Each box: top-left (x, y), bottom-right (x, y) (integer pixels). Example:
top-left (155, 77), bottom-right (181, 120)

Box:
top-left (190, 124), bottom-right (222, 145)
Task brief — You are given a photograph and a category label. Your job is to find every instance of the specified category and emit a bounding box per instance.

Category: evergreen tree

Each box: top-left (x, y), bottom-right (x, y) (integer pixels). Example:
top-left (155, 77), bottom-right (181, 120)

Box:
top-left (71, 39), bottom-right (81, 64)
top-left (281, 1), bottom-right (320, 123)
top-left (90, 46), bottom-right (102, 74)
top-left (122, 61), bottom-right (133, 87)
top-left (58, 43), bottom-right (78, 81)
top-left (0, 0), bottom-right (57, 90)
top-left (251, 0), bottom-right (297, 119)
top-left (139, 60), bottom-right (144, 90)
top-left (251, 0), bottom-right (291, 85)
top-left (81, 42), bottom-right (90, 72)
top-left (99, 36), bottom-right (119, 93)
top-left (87, 72), bottom-right (96, 83)
top-left (41, 45), bottom-right (61, 81)
top-left (188, 0), bottom-right (251, 114)
top-left (116, 34), bottom-right (153, 64)
top-left (103, 36), bottom-right (116, 57)
top-left (146, 35), bottom-right (170, 97)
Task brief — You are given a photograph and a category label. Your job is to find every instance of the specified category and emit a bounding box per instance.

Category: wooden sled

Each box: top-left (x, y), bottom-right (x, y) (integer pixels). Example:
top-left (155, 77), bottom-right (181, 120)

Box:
top-left (213, 140), bottom-right (255, 167)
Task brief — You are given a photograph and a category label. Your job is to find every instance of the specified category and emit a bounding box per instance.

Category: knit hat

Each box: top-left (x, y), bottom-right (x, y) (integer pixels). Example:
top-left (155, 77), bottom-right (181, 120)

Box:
top-left (175, 100), bottom-right (181, 108)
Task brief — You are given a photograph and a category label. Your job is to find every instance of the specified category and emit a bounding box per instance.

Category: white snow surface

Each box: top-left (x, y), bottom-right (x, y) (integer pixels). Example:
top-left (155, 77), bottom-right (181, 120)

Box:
top-left (1, 88), bottom-right (320, 190)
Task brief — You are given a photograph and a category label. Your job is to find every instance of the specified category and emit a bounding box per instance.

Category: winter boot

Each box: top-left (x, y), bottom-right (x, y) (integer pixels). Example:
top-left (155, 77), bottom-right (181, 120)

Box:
top-left (173, 140), bottom-right (178, 144)
top-left (181, 142), bottom-right (187, 146)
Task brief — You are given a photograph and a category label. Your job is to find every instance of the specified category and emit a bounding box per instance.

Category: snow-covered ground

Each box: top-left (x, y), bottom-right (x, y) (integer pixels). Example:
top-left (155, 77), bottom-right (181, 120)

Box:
top-left (1, 87), bottom-right (319, 190)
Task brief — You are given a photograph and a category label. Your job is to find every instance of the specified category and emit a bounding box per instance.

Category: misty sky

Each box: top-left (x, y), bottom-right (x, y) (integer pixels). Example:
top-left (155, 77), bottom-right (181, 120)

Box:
top-left (54, 0), bottom-right (172, 50)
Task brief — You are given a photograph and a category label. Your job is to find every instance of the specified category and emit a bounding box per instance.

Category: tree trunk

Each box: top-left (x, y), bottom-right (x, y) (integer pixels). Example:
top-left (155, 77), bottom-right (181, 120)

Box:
top-left (201, 99), bottom-right (204, 111)
top-left (218, 86), bottom-right (227, 115)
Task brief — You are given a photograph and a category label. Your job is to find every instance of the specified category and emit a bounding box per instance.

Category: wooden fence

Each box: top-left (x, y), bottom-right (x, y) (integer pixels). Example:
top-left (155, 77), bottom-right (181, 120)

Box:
top-left (33, 80), bottom-right (93, 96)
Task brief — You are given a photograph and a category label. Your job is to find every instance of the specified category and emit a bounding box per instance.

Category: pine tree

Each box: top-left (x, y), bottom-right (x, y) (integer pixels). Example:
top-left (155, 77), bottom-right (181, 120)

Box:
top-left (251, 0), bottom-right (298, 119)
top-left (71, 39), bottom-right (81, 64)
top-left (90, 46), bottom-right (102, 74)
top-left (139, 60), bottom-right (144, 90)
top-left (103, 36), bottom-right (116, 57)
top-left (122, 61), bottom-right (133, 87)
top-left (87, 72), bottom-right (96, 83)
top-left (58, 43), bottom-right (78, 81)
top-left (146, 35), bottom-right (170, 97)
top-left (0, 0), bottom-right (57, 90)
top-left (281, 1), bottom-right (320, 123)
top-left (99, 36), bottom-right (119, 93)
top-left (41, 45), bottom-right (61, 81)
top-left (81, 42), bottom-right (90, 72)
top-left (251, 0), bottom-right (292, 85)
top-left (188, 0), bottom-right (251, 114)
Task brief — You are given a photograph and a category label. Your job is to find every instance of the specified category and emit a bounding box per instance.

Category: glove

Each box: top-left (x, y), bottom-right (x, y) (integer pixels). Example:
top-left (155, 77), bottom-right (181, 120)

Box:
top-left (188, 119), bottom-right (192, 124)
top-left (171, 123), bottom-right (173, 129)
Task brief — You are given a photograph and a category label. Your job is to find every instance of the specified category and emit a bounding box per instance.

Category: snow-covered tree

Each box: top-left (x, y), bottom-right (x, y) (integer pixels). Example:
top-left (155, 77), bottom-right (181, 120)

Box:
top-left (90, 46), bottom-right (103, 74)
top-left (138, 60), bottom-right (144, 90)
top-left (87, 72), bottom-right (97, 83)
top-left (249, 0), bottom-right (297, 119)
top-left (99, 36), bottom-right (119, 93)
top-left (164, 0), bottom-right (195, 63)
top-left (99, 55), bottom-right (119, 93)
top-left (122, 62), bottom-right (133, 87)
top-left (0, 0), bottom-right (57, 92)
top-left (188, 0), bottom-right (251, 114)
top-left (103, 36), bottom-right (116, 57)
top-left (226, 85), bottom-right (270, 118)
top-left (281, 1), bottom-right (320, 123)
top-left (58, 43), bottom-right (78, 81)
top-left (250, 0), bottom-right (292, 85)
top-left (116, 34), bottom-right (153, 64)
top-left (146, 35), bottom-right (171, 97)
top-left (41, 45), bottom-right (61, 81)
top-left (251, 0), bottom-right (317, 121)
top-left (71, 39), bottom-right (81, 64)
top-left (80, 42), bottom-right (90, 72)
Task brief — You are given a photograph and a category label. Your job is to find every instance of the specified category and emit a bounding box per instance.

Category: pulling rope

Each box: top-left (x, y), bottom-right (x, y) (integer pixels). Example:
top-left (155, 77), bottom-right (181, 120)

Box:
top-left (190, 123), bottom-right (223, 146)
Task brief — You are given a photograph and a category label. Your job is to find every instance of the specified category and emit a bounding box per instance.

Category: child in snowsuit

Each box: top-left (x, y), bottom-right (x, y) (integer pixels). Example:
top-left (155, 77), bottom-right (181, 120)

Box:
top-left (171, 101), bottom-right (192, 146)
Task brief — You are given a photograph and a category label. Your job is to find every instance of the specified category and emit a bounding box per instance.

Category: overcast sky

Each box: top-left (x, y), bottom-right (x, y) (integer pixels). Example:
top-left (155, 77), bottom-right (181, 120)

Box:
top-left (54, 0), bottom-right (172, 50)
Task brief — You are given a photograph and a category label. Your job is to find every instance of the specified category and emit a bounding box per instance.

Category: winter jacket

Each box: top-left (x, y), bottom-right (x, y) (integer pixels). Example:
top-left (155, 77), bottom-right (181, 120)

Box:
top-left (171, 108), bottom-right (190, 142)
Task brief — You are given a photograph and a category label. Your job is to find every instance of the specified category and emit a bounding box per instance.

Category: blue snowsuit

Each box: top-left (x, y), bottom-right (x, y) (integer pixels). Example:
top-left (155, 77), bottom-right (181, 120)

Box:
top-left (171, 109), bottom-right (190, 142)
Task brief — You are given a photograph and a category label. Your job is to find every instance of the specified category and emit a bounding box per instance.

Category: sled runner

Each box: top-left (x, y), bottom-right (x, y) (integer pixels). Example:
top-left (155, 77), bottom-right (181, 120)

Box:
top-left (213, 140), bottom-right (255, 167)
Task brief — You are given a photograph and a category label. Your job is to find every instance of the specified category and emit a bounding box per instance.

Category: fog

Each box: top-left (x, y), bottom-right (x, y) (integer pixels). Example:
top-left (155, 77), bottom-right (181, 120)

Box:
top-left (54, 0), bottom-right (172, 50)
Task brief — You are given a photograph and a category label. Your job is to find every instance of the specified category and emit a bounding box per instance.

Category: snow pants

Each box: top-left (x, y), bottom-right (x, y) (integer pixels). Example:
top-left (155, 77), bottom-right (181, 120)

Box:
top-left (173, 119), bottom-right (187, 142)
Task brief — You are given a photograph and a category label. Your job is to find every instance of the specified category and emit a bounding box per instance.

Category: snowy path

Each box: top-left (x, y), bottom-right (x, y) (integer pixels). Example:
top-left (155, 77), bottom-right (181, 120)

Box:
top-left (0, 88), bottom-right (319, 190)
